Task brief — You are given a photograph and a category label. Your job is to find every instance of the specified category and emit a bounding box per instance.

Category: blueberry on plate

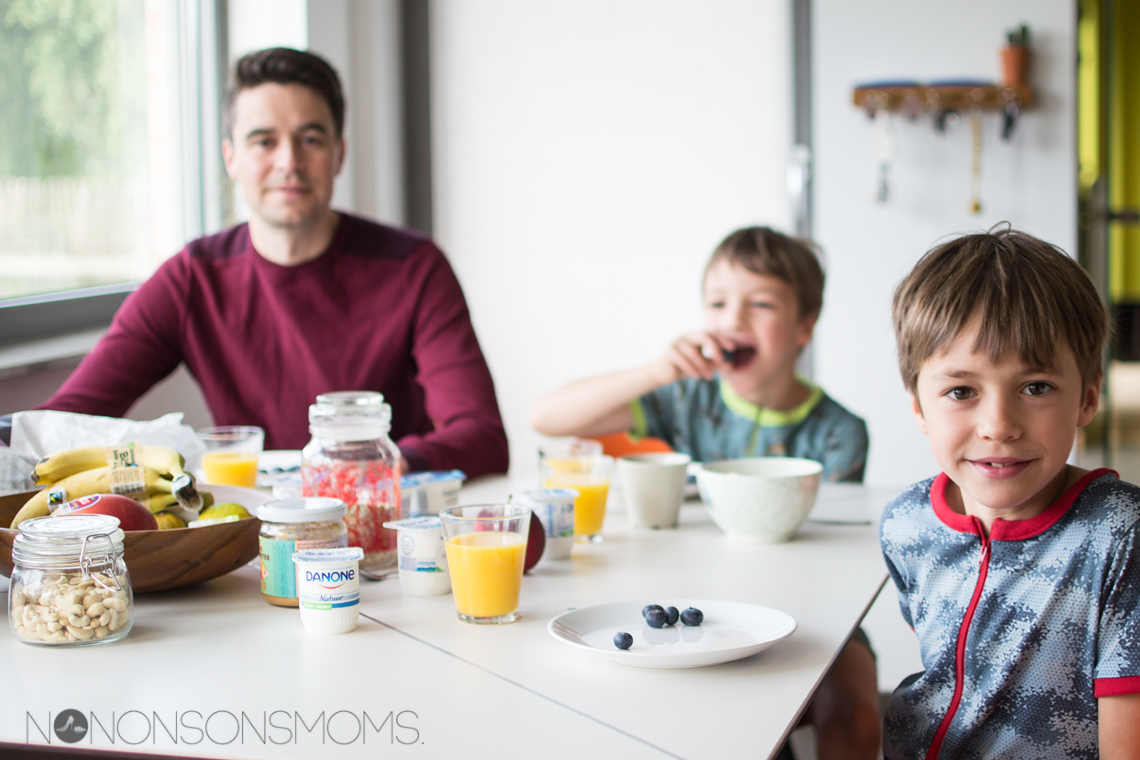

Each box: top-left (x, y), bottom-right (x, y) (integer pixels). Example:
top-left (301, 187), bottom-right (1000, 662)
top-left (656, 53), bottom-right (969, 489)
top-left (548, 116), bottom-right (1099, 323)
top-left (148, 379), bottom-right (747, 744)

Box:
top-left (642, 604), bottom-right (664, 619)
top-left (665, 606), bottom-right (679, 626)
top-left (680, 607), bottom-right (704, 626)
top-left (613, 632), bottom-right (633, 650)
top-left (645, 609), bottom-right (668, 628)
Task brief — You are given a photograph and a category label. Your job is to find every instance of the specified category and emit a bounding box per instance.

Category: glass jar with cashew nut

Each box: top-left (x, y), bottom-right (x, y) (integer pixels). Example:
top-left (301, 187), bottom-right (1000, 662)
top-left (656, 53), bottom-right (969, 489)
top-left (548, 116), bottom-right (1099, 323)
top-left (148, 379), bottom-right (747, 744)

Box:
top-left (8, 514), bottom-right (133, 646)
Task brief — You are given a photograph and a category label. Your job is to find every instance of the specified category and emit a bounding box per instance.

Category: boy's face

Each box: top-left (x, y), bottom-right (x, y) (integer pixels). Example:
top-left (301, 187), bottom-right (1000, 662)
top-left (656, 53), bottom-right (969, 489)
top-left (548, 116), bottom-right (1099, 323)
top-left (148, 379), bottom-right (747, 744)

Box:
top-left (703, 260), bottom-right (815, 400)
top-left (910, 322), bottom-right (1099, 523)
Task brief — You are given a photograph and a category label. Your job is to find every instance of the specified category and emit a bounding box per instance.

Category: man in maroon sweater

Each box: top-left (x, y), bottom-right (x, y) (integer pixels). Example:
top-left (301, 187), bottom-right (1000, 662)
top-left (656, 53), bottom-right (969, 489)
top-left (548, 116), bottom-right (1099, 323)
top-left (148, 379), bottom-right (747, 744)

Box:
top-left (40, 48), bottom-right (509, 478)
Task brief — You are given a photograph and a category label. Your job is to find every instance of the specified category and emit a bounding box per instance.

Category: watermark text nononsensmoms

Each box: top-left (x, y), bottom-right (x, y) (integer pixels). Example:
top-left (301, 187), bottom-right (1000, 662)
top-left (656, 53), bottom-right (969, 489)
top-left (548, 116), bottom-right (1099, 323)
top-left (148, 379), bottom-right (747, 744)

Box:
top-left (27, 709), bottom-right (420, 747)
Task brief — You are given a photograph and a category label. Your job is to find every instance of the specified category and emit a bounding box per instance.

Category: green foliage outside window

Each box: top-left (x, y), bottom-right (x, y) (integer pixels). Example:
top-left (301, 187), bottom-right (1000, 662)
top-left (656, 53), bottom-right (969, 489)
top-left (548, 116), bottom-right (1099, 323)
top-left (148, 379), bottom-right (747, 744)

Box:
top-left (0, 0), bottom-right (145, 178)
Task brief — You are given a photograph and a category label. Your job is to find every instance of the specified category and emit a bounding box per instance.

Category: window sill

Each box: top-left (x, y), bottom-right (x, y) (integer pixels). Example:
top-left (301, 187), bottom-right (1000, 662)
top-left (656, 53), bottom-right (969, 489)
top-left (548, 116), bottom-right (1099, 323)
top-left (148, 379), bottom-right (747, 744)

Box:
top-left (0, 329), bottom-right (105, 381)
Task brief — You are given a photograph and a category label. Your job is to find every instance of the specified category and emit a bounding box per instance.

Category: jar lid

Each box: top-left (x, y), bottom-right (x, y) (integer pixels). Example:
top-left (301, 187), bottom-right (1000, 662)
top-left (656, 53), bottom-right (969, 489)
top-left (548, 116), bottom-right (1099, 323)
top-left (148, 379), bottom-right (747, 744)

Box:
top-left (309, 391), bottom-right (392, 441)
top-left (257, 497), bottom-right (347, 523)
top-left (315, 390), bottom-right (385, 408)
top-left (12, 514), bottom-right (125, 565)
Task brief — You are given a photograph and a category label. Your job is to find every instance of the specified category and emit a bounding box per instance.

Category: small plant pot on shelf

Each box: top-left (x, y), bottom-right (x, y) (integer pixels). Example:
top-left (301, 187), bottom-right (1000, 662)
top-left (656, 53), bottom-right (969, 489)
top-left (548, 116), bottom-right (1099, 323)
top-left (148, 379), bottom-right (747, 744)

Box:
top-left (1001, 46), bottom-right (1030, 87)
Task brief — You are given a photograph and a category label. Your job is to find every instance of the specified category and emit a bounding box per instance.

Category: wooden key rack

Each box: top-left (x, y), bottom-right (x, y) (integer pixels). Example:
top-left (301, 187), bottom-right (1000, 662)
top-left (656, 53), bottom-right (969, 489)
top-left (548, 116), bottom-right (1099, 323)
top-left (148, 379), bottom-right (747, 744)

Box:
top-left (852, 84), bottom-right (1034, 117)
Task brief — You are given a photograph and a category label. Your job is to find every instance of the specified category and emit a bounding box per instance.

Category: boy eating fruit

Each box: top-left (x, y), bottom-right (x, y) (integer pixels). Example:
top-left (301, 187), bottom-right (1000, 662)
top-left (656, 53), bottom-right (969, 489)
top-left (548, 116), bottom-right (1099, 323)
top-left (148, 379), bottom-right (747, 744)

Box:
top-left (881, 227), bottom-right (1140, 759)
top-left (531, 226), bottom-right (879, 760)
top-left (529, 226), bottom-right (868, 482)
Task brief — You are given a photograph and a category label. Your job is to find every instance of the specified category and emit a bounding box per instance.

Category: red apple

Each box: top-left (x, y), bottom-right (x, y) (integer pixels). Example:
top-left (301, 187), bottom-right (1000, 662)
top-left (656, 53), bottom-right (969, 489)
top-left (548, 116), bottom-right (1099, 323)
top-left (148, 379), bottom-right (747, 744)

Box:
top-left (64, 493), bottom-right (159, 531)
top-left (523, 509), bottom-right (546, 573)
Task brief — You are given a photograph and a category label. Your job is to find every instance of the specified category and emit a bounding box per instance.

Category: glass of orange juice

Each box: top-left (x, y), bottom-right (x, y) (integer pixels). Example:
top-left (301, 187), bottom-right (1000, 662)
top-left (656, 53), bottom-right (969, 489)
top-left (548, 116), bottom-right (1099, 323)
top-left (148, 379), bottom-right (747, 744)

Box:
top-left (196, 426), bottom-right (265, 488)
top-left (539, 442), bottom-right (613, 543)
top-left (439, 504), bottom-right (531, 624)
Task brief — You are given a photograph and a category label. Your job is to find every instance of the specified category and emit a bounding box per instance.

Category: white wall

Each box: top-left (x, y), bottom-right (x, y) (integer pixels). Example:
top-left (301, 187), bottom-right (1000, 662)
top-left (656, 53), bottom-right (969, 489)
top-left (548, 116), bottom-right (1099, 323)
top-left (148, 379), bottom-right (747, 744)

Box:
top-left (431, 0), bottom-right (795, 477)
top-left (812, 0), bottom-right (1077, 488)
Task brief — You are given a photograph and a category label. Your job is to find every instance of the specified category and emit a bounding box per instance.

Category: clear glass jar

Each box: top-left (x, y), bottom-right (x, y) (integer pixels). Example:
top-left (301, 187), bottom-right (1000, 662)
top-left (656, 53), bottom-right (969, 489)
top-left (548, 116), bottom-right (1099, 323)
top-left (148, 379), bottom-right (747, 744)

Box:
top-left (301, 391), bottom-right (403, 577)
top-left (8, 514), bottom-right (133, 646)
top-left (258, 497), bottom-right (349, 607)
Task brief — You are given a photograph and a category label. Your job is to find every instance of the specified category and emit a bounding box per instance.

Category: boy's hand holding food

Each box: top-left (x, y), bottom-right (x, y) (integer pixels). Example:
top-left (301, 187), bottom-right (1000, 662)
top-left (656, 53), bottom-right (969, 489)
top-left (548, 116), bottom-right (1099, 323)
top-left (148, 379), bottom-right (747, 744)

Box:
top-left (654, 332), bottom-right (735, 384)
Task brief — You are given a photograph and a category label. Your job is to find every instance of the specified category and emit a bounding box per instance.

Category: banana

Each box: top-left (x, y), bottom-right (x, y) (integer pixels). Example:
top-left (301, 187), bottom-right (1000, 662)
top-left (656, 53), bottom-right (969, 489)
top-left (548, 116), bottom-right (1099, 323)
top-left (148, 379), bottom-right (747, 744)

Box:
top-left (32, 445), bottom-right (186, 485)
top-left (12, 467), bottom-right (111, 528)
top-left (147, 493), bottom-right (179, 514)
top-left (10, 466), bottom-right (175, 529)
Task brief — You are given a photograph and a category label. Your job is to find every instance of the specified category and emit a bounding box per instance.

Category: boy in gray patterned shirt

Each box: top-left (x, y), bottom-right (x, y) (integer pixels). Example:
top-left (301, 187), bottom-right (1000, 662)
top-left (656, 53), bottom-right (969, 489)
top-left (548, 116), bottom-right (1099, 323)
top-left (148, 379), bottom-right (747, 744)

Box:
top-left (882, 227), bottom-right (1140, 759)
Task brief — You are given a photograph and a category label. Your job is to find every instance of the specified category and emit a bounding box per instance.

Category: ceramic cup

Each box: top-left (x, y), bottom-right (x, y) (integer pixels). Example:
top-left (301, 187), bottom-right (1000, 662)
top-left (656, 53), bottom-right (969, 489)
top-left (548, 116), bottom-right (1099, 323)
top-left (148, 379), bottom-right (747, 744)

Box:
top-left (617, 453), bottom-right (692, 529)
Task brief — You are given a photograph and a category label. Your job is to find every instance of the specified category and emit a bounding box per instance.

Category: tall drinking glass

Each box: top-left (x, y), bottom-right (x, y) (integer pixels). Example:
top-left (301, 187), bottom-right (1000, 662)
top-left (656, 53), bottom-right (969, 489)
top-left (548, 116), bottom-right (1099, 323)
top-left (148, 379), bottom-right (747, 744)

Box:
top-left (439, 505), bottom-right (530, 624)
top-left (538, 442), bottom-right (613, 543)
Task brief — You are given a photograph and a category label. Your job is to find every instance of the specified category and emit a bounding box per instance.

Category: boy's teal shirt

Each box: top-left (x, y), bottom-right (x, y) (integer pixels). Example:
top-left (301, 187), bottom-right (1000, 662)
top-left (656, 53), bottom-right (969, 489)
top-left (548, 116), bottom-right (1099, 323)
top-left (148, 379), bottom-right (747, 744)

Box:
top-left (631, 376), bottom-right (868, 482)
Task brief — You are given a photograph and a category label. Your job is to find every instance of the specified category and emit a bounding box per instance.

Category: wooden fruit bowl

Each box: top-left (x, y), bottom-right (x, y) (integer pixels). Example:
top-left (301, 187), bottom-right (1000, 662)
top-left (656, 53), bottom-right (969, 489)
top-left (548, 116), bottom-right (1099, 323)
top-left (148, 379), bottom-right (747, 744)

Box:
top-left (0, 485), bottom-right (273, 593)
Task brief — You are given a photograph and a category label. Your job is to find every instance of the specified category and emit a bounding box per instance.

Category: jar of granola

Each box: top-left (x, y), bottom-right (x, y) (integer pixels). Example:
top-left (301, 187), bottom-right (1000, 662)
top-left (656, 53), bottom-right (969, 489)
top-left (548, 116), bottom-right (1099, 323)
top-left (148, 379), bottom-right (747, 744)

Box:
top-left (8, 514), bottom-right (133, 646)
top-left (258, 497), bottom-right (348, 607)
top-left (301, 391), bottom-right (403, 578)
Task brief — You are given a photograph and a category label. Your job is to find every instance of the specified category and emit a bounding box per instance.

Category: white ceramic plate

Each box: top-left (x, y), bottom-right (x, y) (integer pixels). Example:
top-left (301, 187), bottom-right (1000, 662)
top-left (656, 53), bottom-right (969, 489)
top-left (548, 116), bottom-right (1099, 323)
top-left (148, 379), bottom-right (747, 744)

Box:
top-left (547, 599), bottom-right (796, 669)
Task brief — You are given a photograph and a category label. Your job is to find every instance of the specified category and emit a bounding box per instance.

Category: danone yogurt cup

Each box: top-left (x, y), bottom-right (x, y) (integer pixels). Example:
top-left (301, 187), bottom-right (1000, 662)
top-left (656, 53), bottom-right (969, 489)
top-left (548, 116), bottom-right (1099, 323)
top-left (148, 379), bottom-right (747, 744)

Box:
top-left (291, 547), bottom-right (365, 635)
top-left (509, 489), bottom-right (577, 560)
top-left (401, 470), bottom-right (465, 516)
top-left (382, 517), bottom-right (451, 596)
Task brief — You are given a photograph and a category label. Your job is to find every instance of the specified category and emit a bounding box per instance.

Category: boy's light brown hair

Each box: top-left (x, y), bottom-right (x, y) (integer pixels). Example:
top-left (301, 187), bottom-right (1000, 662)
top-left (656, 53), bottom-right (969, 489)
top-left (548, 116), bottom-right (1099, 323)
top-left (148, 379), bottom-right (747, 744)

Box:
top-left (892, 226), bottom-right (1108, 394)
top-left (706, 227), bottom-right (825, 321)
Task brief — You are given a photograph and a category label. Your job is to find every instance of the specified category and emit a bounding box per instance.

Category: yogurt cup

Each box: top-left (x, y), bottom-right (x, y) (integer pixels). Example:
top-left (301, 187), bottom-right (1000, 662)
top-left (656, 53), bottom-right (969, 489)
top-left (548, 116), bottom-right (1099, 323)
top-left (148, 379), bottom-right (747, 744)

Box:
top-left (509, 489), bottom-right (577, 560)
top-left (291, 547), bottom-right (365, 634)
top-left (401, 470), bottom-right (465, 516)
top-left (382, 516), bottom-right (451, 596)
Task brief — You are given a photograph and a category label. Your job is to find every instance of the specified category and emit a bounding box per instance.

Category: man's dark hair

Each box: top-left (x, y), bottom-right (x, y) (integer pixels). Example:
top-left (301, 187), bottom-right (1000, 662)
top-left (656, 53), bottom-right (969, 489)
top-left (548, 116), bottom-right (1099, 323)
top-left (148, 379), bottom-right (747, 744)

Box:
top-left (222, 47), bottom-right (346, 139)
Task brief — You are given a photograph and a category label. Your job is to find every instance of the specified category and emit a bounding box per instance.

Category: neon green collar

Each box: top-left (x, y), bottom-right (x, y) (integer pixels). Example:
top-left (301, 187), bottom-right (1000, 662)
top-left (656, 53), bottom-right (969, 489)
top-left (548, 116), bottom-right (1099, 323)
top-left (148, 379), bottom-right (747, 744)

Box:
top-left (719, 377), bottom-right (823, 427)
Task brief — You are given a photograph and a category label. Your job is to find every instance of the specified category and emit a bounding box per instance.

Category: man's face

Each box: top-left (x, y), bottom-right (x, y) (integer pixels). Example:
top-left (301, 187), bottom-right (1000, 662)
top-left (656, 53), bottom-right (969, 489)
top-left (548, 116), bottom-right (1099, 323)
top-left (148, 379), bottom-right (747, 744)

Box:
top-left (222, 83), bottom-right (344, 231)
top-left (911, 322), bottom-right (1099, 523)
top-left (702, 260), bottom-right (815, 400)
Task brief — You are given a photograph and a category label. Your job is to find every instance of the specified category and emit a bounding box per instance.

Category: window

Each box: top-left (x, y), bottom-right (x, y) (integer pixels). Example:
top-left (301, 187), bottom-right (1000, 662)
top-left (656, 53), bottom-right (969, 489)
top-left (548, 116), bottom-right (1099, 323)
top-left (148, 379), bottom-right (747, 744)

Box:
top-left (0, 0), bottom-right (224, 343)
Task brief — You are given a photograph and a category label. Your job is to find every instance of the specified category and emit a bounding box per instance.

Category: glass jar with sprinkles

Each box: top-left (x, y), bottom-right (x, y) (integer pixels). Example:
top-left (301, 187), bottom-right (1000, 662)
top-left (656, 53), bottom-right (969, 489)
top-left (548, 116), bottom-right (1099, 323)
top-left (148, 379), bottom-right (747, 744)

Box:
top-left (301, 391), bottom-right (403, 578)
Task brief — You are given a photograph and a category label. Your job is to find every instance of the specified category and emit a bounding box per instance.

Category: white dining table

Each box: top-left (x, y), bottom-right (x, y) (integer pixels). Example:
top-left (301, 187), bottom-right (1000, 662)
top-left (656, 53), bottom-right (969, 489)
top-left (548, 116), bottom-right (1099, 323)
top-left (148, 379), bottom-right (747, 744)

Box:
top-left (0, 476), bottom-right (896, 760)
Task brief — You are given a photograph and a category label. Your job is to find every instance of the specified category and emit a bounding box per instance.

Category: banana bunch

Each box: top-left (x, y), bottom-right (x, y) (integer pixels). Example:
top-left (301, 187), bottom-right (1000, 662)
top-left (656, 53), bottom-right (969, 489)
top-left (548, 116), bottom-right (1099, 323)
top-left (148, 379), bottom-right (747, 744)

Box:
top-left (12, 445), bottom-right (190, 529)
top-left (32, 444), bottom-right (185, 485)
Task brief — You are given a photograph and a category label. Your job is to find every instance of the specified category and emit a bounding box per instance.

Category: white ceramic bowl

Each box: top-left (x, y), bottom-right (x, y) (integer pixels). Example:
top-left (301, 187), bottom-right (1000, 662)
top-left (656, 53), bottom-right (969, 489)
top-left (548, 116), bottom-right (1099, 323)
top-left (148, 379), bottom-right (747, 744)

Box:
top-left (696, 457), bottom-right (823, 544)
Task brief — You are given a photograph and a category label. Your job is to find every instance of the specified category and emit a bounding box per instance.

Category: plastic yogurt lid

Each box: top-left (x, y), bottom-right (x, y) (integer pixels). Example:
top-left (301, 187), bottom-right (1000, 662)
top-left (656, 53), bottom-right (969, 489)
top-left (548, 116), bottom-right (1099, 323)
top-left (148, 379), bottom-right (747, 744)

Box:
top-left (292, 547), bottom-right (364, 564)
top-left (401, 470), bottom-right (465, 488)
top-left (257, 497), bottom-right (347, 523)
top-left (382, 516), bottom-right (442, 531)
top-left (512, 488), bottom-right (579, 502)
